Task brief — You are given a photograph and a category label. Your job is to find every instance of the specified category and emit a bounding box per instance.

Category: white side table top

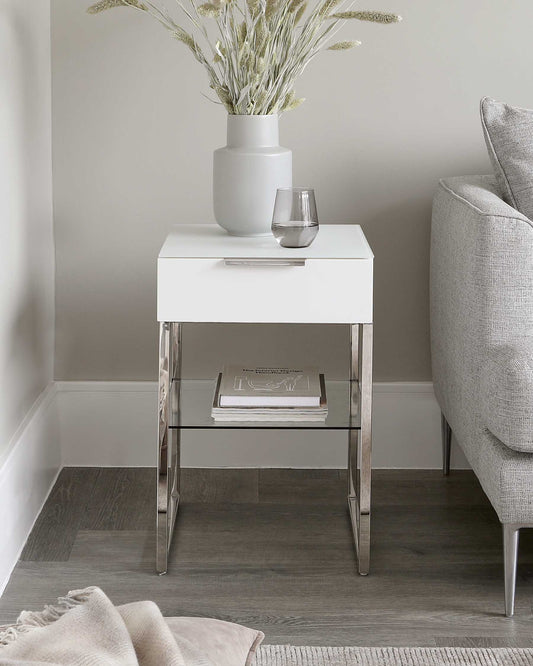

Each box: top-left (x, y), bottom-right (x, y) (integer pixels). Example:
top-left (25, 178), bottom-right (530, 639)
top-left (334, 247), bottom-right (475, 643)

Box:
top-left (159, 224), bottom-right (373, 260)
top-left (157, 224), bottom-right (373, 323)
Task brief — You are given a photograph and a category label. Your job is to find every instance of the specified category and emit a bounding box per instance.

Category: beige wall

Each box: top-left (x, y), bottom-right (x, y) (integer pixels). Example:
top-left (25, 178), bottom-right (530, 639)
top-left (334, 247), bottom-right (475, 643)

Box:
top-left (51, 0), bottom-right (533, 382)
top-left (0, 0), bottom-right (54, 460)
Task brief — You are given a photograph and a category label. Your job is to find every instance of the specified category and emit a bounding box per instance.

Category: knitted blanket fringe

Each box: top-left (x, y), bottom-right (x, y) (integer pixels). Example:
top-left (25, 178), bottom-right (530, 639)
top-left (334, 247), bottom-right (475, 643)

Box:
top-left (0, 587), bottom-right (95, 646)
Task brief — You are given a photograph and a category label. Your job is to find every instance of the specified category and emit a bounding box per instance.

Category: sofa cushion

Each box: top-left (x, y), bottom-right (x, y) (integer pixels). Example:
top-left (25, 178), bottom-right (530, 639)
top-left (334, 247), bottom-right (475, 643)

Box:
top-left (480, 338), bottom-right (533, 453)
top-left (480, 97), bottom-right (533, 221)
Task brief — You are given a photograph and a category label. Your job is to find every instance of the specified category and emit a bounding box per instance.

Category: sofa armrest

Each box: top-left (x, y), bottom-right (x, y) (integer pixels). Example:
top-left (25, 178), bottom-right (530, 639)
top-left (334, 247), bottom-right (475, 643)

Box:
top-left (439, 175), bottom-right (532, 223)
top-left (480, 338), bottom-right (533, 453)
top-left (430, 175), bottom-right (533, 436)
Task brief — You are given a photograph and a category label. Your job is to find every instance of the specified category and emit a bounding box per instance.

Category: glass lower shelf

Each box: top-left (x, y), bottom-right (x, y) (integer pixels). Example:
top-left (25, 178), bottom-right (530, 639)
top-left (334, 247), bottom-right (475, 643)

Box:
top-left (169, 378), bottom-right (360, 430)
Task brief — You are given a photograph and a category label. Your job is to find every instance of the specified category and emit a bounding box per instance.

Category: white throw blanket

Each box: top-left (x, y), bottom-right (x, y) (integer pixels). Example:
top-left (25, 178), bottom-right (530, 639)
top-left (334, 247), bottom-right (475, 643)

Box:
top-left (0, 587), bottom-right (264, 666)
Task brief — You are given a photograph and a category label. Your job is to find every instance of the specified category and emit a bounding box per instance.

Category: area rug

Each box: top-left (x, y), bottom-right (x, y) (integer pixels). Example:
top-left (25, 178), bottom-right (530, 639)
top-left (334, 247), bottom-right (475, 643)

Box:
top-left (256, 644), bottom-right (533, 665)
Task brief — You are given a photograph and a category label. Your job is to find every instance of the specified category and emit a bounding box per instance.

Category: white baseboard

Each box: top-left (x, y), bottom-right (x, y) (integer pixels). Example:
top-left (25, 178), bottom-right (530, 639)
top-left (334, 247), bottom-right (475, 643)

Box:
top-left (56, 381), bottom-right (470, 469)
top-left (0, 384), bottom-right (61, 593)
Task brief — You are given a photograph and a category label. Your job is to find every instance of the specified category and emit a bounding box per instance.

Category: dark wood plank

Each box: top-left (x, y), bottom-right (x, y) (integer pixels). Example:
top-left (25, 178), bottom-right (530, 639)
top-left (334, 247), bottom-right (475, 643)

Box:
top-left (181, 468), bottom-right (259, 503)
top-left (82, 468), bottom-right (154, 530)
top-left (259, 469), bottom-right (343, 504)
top-left (20, 467), bottom-right (100, 561)
top-left (69, 531), bottom-right (154, 569)
top-left (370, 470), bottom-right (491, 507)
top-left (4, 468), bottom-right (533, 646)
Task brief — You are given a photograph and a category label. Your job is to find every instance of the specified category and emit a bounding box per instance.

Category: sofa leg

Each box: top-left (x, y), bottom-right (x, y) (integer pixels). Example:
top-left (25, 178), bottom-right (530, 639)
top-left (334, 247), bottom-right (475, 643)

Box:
top-left (503, 523), bottom-right (519, 617)
top-left (441, 413), bottom-right (452, 476)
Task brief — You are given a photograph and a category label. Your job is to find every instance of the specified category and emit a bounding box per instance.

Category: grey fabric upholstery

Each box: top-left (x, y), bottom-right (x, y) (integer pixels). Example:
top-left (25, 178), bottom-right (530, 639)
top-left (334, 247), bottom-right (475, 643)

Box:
top-left (480, 338), bottom-right (533, 454)
top-left (481, 97), bottom-right (533, 222)
top-left (430, 175), bottom-right (533, 523)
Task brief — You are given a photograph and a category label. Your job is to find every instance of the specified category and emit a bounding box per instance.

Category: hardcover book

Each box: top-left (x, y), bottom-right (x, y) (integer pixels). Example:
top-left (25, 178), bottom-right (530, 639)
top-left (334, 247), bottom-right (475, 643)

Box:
top-left (218, 365), bottom-right (322, 407)
top-left (212, 373), bottom-right (328, 421)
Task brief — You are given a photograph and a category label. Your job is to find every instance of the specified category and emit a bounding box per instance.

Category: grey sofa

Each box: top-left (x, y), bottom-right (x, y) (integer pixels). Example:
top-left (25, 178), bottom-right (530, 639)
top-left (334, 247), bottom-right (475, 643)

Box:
top-left (430, 174), bottom-right (533, 617)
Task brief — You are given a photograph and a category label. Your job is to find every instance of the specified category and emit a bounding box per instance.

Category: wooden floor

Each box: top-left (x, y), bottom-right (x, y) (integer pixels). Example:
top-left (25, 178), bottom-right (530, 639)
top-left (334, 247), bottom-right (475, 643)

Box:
top-left (1, 468), bottom-right (533, 646)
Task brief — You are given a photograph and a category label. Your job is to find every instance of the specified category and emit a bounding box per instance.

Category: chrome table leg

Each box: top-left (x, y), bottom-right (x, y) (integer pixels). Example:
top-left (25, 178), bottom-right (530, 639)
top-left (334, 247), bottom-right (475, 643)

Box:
top-left (348, 323), bottom-right (373, 575)
top-left (156, 322), bottom-right (182, 575)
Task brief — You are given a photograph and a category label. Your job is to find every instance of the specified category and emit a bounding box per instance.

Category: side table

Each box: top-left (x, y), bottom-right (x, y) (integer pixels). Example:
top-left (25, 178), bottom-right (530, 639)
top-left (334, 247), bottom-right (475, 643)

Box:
top-left (156, 224), bottom-right (373, 575)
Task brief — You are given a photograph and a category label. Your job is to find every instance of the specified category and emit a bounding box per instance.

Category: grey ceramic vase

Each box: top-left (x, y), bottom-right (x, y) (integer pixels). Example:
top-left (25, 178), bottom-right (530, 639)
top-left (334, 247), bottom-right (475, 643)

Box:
top-left (213, 114), bottom-right (292, 236)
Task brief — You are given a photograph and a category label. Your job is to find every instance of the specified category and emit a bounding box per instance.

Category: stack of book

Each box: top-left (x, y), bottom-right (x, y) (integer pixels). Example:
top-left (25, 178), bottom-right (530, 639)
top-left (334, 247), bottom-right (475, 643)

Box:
top-left (211, 365), bottom-right (328, 421)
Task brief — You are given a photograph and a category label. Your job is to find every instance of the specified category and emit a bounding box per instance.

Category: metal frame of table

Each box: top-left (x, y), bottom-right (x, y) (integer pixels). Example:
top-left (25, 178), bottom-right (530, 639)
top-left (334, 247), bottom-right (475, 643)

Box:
top-left (156, 321), bottom-right (373, 576)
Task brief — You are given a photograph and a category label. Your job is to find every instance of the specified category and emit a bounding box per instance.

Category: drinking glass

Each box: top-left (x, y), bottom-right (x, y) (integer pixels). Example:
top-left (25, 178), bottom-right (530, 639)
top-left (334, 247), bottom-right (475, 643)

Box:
top-left (271, 187), bottom-right (319, 248)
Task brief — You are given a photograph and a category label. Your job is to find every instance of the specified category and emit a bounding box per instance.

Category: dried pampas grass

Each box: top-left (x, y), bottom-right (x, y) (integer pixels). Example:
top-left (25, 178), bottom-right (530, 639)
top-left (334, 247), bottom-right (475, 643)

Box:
top-left (87, 0), bottom-right (401, 114)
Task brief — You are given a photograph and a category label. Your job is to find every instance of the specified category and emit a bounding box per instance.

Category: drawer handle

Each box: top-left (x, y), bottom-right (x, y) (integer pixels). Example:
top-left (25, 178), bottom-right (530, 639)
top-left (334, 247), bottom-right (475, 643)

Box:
top-left (224, 258), bottom-right (306, 267)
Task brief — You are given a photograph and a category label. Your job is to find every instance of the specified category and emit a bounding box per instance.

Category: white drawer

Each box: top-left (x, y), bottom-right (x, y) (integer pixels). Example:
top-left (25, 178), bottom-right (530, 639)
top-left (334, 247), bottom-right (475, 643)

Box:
top-left (157, 257), bottom-right (373, 323)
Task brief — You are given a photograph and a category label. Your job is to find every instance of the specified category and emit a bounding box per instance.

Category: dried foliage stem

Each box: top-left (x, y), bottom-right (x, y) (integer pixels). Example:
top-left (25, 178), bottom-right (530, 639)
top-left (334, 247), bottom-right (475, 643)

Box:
top-left (87, 0), bottom-right (401, 114)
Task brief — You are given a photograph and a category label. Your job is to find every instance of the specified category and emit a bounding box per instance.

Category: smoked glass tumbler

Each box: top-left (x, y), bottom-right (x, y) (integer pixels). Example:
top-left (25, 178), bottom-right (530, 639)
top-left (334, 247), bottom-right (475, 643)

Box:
top-left (271, 187), bottom-right (319, 248)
